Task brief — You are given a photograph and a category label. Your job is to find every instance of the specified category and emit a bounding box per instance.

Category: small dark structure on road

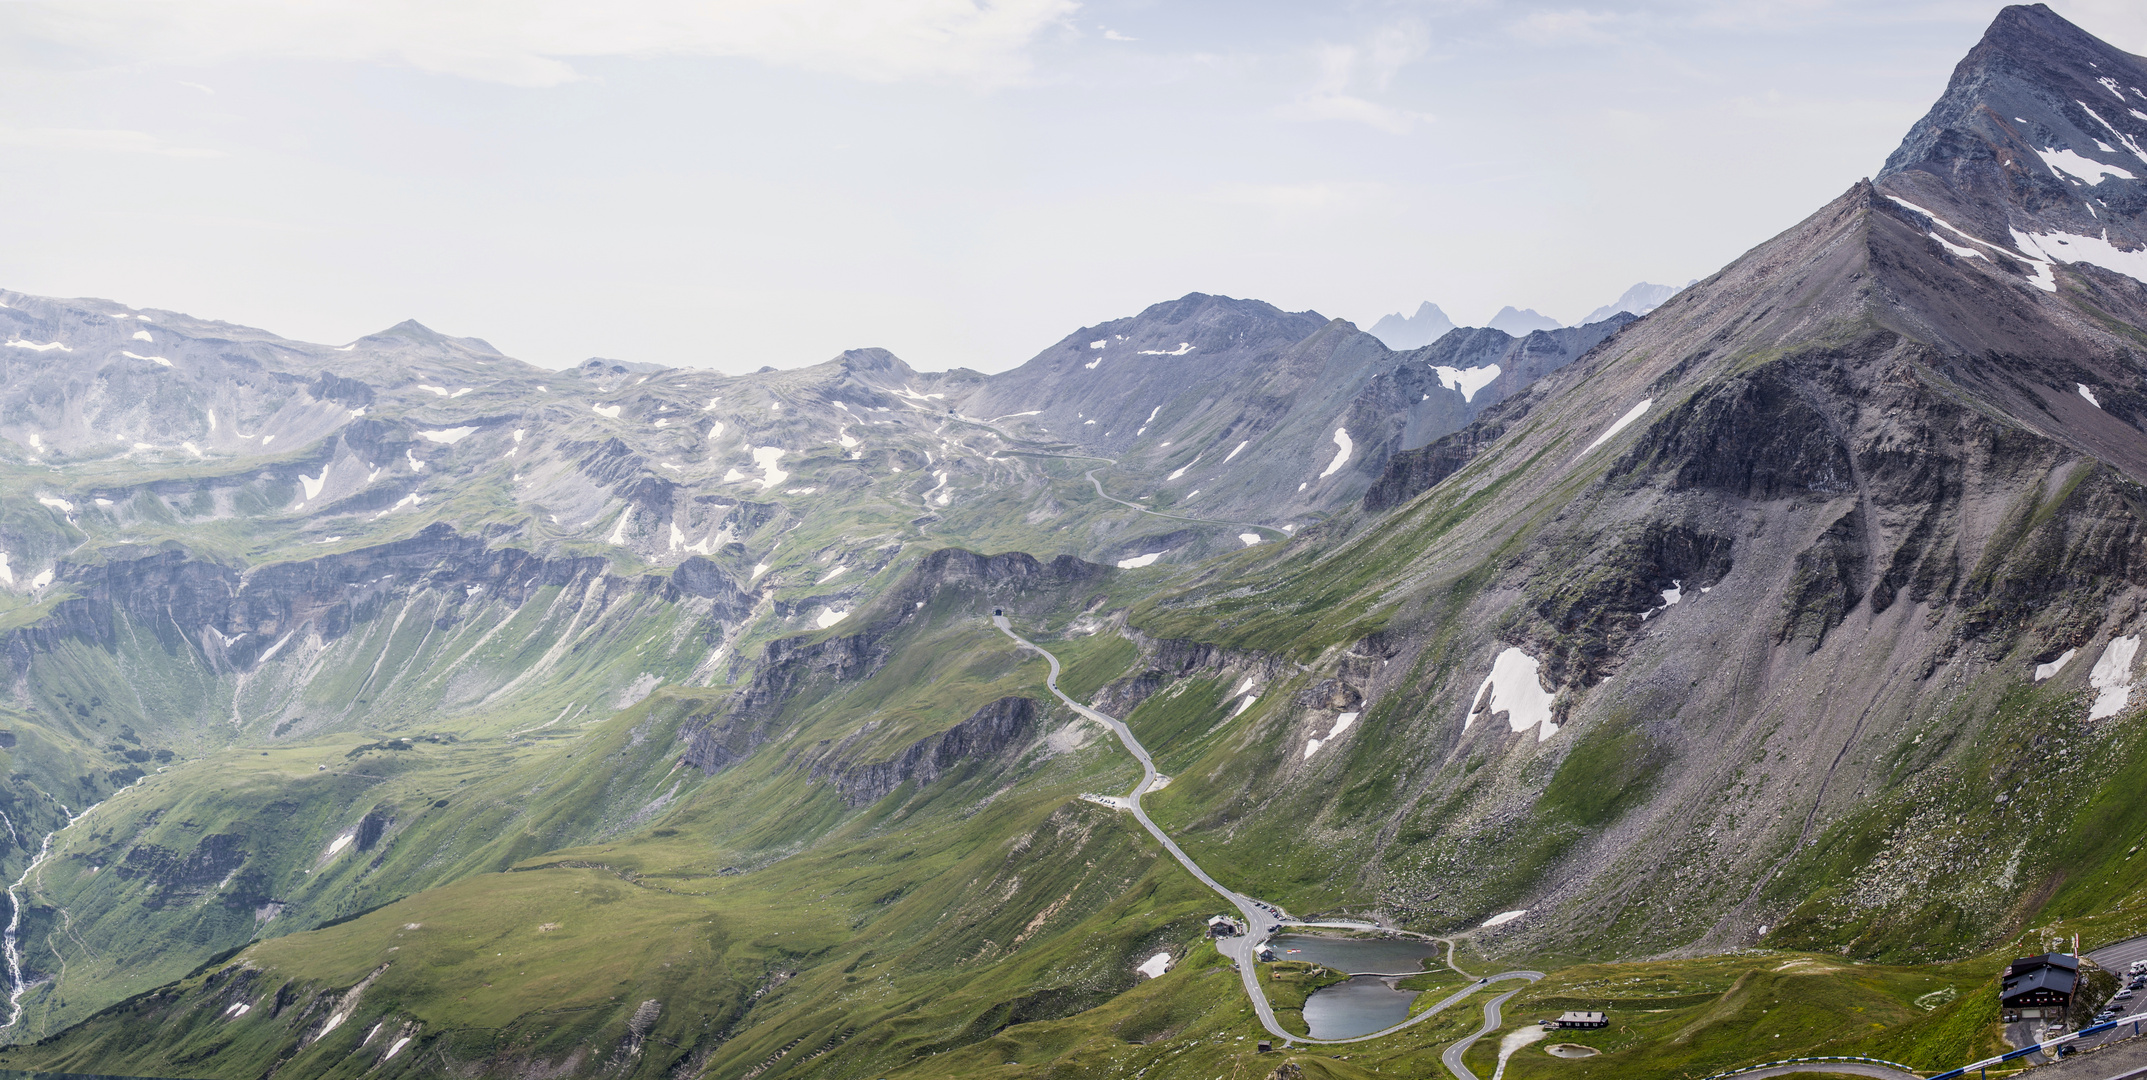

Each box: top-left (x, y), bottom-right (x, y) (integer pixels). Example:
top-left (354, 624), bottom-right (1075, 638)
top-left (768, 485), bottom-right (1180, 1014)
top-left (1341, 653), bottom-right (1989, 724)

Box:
top-left (1552, 1011), bottom-right (1608, 1029)
top-left (2001, 953), bottom-right (2079, 1022)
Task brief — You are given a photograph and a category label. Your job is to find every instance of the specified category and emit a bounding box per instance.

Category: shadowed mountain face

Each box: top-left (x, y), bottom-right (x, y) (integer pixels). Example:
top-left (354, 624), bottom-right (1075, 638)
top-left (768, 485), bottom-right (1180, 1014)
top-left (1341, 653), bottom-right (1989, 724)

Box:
top-left (961, 292), bottom-right (1629, 520)
top-left (16, 7), bottom-right (2147, 1080)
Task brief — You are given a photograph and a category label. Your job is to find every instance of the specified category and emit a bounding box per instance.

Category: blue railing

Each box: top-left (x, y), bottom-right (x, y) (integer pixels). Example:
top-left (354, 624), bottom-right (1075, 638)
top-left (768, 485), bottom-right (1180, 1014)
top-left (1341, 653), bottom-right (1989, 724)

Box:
top-left (1702, 1011), bottom-right (2147, 1079)
top-left (1700, 1054), bottom-right (1922, 1079)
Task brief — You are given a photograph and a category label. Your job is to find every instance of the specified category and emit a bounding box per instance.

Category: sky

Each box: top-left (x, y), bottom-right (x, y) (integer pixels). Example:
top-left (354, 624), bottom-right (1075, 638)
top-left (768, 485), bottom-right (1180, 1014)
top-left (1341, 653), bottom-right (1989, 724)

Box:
top-left (2, 1), bottom-right (2145, 375)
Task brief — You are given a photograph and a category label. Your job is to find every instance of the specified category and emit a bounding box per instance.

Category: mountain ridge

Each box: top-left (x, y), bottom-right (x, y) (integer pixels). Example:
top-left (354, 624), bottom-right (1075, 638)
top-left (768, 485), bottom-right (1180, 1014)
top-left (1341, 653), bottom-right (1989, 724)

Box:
top-left (12, 7), bottom-right (2147, 1080)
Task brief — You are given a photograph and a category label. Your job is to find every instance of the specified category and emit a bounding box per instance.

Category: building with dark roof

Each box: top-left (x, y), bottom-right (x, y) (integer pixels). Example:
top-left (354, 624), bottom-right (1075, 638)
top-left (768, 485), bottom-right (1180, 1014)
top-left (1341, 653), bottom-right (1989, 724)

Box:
top-left (2001, 953), bottom-right (2079, 1022)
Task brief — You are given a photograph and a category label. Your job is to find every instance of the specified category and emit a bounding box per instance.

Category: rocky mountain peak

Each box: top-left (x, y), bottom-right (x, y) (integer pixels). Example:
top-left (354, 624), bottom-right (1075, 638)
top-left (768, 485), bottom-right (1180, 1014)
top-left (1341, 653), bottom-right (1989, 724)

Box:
top-left (1367, 301), bottom-right (1456, 349)
top-left (1485, 305), bottom-right (1562, 335)
top-left (1879, 4), bottom-right (2147, 258)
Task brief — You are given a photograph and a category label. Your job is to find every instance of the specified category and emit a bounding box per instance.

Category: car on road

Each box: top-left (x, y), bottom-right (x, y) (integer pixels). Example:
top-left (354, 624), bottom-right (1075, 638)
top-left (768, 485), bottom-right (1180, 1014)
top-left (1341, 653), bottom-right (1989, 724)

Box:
top-left (2096, 1011), bottom-right (2118, 1023)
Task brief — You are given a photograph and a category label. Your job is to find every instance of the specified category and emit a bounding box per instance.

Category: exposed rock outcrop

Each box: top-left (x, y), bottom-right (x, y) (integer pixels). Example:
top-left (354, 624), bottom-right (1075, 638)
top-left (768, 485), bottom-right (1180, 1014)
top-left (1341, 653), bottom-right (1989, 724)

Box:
top-left (810, 696), bottom-right (1040, 806)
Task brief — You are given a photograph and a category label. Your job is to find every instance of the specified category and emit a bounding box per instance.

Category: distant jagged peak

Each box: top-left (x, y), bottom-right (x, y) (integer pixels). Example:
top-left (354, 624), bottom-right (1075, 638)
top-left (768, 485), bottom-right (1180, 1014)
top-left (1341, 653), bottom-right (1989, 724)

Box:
top-left (1485, 306), bottom-right (1562, 336)
top-left (1368, 301), bottom-right (1456, 350)
top-left (1579, 281), bottom-right (1694, 326)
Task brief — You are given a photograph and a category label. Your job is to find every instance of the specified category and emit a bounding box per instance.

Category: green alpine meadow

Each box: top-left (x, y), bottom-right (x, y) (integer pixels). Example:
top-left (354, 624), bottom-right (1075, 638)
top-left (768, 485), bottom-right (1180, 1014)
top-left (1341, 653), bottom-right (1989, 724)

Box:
top-left (12, 5), bottom-right (2147, 1079)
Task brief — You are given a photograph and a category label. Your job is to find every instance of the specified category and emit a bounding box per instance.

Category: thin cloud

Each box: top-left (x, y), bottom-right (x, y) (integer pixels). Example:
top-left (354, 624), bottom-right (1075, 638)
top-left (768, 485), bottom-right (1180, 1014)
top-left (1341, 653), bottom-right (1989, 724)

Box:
top-left (1510, 9), bottom-right (1626, 44)
top-left (5, 0), bottom-right (1081, 89)
top-left (1277, 24), bottom-right (1434, 133)
top-left (0, 127), bottom-right (222, 157)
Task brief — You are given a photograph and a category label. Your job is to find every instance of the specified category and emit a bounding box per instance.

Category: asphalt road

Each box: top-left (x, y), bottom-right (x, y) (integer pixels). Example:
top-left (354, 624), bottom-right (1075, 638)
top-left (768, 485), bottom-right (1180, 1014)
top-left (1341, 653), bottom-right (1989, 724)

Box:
top-left (1442, 983), bottom-right (1531, 1080)
top-left (1725, 1066), bottom-right (1919, 1080)
top-left (993, 616), bottom-right (1542, 1055)
top-left (1081, 470), bottom-right (1288, 538)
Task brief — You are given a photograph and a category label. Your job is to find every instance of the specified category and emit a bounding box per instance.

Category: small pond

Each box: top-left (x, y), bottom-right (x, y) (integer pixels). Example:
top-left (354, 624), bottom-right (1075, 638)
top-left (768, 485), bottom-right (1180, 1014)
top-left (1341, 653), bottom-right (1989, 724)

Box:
top-left (1301, 975), bottom-right (1420, 1039)
top-left (1268, 933), bottom-right (1440, 974)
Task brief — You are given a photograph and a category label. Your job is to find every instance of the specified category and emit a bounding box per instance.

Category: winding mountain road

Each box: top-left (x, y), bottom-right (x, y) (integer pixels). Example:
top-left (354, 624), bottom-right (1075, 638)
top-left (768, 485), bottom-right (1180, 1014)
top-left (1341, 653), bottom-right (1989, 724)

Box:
top-left (993, 616), bottom-right (1542, 1059)
top-left (1080, 470), bottom-right (1290, 539)
top-left (1443, 982), bottom-right (1535, 1080)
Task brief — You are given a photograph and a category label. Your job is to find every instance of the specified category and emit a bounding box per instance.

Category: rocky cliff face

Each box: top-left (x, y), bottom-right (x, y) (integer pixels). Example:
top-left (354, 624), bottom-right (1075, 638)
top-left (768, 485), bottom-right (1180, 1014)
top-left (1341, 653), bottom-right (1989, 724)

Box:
top-left (809, 696), bottom-right (1039, 806)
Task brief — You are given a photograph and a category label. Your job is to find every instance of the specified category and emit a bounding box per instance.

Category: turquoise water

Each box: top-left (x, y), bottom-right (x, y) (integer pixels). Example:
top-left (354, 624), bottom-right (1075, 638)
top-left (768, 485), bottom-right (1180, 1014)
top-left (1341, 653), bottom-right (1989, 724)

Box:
top-left (1301, 976), bottom-right (1420, 1039)
top-left (1267, 933), bottom-right (1439, 973)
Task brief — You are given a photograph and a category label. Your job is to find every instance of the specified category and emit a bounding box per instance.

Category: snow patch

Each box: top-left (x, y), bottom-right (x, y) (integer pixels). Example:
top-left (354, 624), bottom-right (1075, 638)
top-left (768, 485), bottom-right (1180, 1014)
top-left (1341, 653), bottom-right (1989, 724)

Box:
top-left (1116, 552), bottom-right (1165, 569)
top-left (1090, 340), bottom-right (1107, 349)
top-left (299, 472), bottom-right (327, 500)
top-left (0, 551), bottom-right (10, 585)
top-left (1579, 399), bottom-right (1653, 457)
top-left (1135, 406), bottom-right (1161, 436)
top-left (6, 340), bottom-right (68, 352)
top-left (416, 384), bottom-right (449, 396)
top-left (1434, 364), bottom-right (1501, 402)
top-left (2013, 227), bottom-right (2147, 289)
top-left (385, 1036), bottom-right (411, 1059)
top-left (1168, 454), bottom-right (1200, 481)
top-left (815, 608), bottom-right (849, 629)
top-left (1135, 952), bottom-right (1171, 979)
top-left (326, 834), bottom-right (353, 856)
top-left (224, 1002), bottom-right (250, 1018)
top-left (2081, 384), bottom-right (2102, 407)
top-left (131, 330), bottom-right (153, 342)
top-left (1223, 439), bottom-right (1249, 462)
top-left (607, 509), bottom-right (634, 546)
top-left (2035, 648), bottom-right (2078, 682)
top-left (1239, 533), bottom-right (1263, 546)
top-left (1481, 909), bottom-right (1526, 928)
top-left (28, 569), bottom-right (52, 591)
top-left (1467, 648), bottom-right (1558, 741)
top-left (2090, 635), bottom-right (2140, 720)
top-left (1305, 711), bottom-right (1360, 758)
top-left (37, 496), bottom-right (75, 513)
top-left (1138, 342), bottom-right (1194, 356)
top-left (1318, 427), bottom-right (1353, 479)
top-left (417, 427), bottom-right (477, 444)
top-left (592, 404), bottom-right (622, 419)
top-left (2038, 146), bottom-right (2135, 184)
top-left (751, 446), bottom-right (789, 489)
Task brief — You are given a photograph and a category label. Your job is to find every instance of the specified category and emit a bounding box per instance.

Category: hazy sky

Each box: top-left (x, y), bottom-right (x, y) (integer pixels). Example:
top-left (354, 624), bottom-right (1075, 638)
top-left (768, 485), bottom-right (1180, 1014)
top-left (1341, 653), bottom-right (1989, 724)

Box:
top-left (3, 1), bottom-right (2143, 373)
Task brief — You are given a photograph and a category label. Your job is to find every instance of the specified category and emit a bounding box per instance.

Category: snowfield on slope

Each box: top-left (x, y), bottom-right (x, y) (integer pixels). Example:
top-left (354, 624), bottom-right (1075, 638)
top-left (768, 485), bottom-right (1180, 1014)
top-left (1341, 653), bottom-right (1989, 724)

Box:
top-left (1318, 427), bottom-right (1353, 479)
top-left (1579, 399), bottom-right (1652, 457)
top-left (1468, 649), bottom-right (1559, 740)
top-left (2090, 634), bottom-right (2140, 720)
